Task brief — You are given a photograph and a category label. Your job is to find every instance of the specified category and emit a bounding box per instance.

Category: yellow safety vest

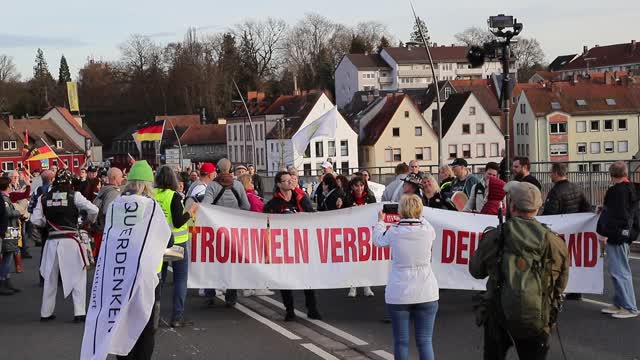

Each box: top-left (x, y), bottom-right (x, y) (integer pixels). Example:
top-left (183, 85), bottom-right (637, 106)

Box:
top-left (154, 189), bottom-right (189, 245)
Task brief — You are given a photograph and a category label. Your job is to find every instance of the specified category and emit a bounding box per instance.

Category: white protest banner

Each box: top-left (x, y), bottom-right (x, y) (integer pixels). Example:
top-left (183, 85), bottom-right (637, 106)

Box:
top-left (81, 196), bottom-right (171, 360)
top-left (187, 204), bottom-right (602, 294)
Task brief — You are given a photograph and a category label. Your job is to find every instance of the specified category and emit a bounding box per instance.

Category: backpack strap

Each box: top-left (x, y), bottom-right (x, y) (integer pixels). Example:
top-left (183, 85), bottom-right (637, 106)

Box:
top-left (212, 181), bottom-right (241, 205)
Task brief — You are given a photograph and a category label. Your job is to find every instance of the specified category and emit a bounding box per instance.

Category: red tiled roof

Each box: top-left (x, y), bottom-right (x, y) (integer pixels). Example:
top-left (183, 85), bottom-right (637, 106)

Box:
top-left (264, 92), bottom-right (325, 139)
top-left (449, 79), bottom-right (501, 116)
top-left (523, 83), bottom-right (640, 117)
top-left (155, 115), bottom-right (201, 127)
top-left (12, 118), bottom-right (84, 153)
top-left (382, 46), bottom-right (469, 64)
top-left (55, 107), bottom-right (91, 138)
top-left (530, 71), bottom-right (562, 82)
top-left (344, 54), bottom-right (390, 69)
top-left (562, 41), bottom-right (640, 71)
top-left (179, 124), bottom-right (226, 145)
top-left (360, 94), bottom-right (407, 146)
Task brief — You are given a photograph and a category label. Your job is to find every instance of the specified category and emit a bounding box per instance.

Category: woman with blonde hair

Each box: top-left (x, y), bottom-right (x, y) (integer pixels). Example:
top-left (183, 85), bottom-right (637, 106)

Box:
top-left (422, 174), bottom-right (456, 211)
top-left (238, 174), bottom-right (263, 212)
top-left (373, 194), bottom-right (439, 360)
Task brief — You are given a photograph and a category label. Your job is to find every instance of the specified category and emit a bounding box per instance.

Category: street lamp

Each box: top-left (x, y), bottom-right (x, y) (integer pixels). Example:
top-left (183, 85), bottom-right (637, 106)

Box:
top-left (467, 14), bottom-right (522, 180)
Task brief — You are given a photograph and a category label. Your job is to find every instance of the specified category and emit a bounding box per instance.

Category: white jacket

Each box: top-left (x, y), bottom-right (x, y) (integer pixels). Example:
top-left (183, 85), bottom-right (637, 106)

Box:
top-left (373, 218), bottom-right (439, 305)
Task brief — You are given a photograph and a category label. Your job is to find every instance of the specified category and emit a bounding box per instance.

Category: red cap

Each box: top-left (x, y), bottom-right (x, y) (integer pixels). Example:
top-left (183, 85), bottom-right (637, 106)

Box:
top-left (200, 162), bottom-right (216, 175)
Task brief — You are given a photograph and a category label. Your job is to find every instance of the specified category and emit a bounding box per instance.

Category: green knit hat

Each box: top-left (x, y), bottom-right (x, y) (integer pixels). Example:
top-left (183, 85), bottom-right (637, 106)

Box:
top-left (128, 160), bottom-right (154, 182)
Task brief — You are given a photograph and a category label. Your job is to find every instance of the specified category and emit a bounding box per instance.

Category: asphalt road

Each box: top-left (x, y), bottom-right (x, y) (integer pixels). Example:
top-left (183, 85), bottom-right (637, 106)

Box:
top-left (2, 252), bottom-right (640, 360)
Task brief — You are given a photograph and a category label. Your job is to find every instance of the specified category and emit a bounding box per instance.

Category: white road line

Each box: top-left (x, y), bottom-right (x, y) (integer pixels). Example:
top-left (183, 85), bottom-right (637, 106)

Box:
top-left (216, 295), bottom-right (301, 340)
top-left (629, 256), bottom-right (640, 261)
top-left (582, 297), bottom-right (613, 307)
top-left (300, 343), bottom-right (340, 360)
top-left (371, 350), bottom-right (394, 360)
top-left (257, 295), bottom-right (369, 346)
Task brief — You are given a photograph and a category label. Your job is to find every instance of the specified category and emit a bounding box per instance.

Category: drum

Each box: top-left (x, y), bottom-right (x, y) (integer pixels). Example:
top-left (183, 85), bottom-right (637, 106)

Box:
top-left (163, 245), bottom-right (185, 261)
top-left (450, 191), bottom-right (469, 211)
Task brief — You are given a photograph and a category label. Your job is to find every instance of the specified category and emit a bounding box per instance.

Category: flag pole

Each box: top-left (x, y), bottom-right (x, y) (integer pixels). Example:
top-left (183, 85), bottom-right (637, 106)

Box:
top-left (233, 80), bottom-right (257, 167)
top-left (156, 120), bottom-right (166, 168)
top-left (168, 119), bottom-right (183, 170)
top-left (39, 137), bottom-right (66, 169)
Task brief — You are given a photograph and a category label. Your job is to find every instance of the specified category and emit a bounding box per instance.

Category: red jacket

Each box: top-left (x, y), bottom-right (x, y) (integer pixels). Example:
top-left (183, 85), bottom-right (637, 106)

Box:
top-left (246, 189), bottom-right (264, 213)
top-left (480, 177), bottom-right (506, 215)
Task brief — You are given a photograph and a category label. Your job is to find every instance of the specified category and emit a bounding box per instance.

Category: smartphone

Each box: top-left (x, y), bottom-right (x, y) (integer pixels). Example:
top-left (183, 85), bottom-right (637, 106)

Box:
top-left (382, 203), bottom-right (399, 214)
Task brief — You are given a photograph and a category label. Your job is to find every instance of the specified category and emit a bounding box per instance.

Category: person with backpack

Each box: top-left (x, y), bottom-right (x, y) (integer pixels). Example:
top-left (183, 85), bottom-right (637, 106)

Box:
top-left (91, 167), bottom-right (123, 258)
top-left (597, 161), bottom-right (639, 319)
top-left (202, 158), bottom-right (250, 307)
top-left (470, 181), bottom-right (569, 360)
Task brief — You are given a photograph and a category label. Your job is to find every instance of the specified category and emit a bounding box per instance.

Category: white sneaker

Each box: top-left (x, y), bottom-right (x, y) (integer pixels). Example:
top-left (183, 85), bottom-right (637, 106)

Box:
top-left (198, 289), bottom-right (206, 297)
top-left (601, 305), bottom-right (621, 314)
top-left (347, 288), bottom-right (357, 297)
top-left (611, 308), bottom-right (639, 319)
top-left (363, 287), bottom-right (374, 297)
top-left (243, 289), bottom-right (255, 297)
top-left (253, 289), bottom-right (275, 296)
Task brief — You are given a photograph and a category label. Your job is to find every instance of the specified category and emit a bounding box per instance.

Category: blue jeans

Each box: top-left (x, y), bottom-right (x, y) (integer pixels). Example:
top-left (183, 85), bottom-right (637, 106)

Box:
top-left (606, 243), bottom-right (637, 312)
top-left (0, 252), bottom-right (15, 280)
top-left (387, 301), bottom-right (438, 360)
top-left (170, 243), bottom-right (189, 321)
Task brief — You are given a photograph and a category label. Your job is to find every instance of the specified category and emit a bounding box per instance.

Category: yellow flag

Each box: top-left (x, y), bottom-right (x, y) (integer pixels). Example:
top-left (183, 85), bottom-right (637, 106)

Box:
top-left (67, 81), bottom-right (79, 112)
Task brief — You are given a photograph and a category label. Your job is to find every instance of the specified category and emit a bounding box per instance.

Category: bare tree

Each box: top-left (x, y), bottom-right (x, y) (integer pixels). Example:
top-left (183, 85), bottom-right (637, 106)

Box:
top-left (119, 34), bottom-right (160, 75)
top-left (0, 55), bottom-right (20, 82)
top-left (354, 21), bottom-right (392, 53)
top-left (454, 26), bottom-right (495, 47)
top-left (512, 38), bottom-right (545, 69)
top-left (234, 18), bottom-right (287, 82)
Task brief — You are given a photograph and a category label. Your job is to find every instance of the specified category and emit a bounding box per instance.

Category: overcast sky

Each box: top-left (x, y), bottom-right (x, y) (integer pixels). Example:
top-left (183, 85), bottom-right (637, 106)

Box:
top-left (3, 0), bottom-right (638, 79)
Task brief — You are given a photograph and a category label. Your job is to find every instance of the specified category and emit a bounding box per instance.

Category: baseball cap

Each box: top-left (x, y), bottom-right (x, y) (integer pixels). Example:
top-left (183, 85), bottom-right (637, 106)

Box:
top-left (87, 166), bottom-right (98, 172)
top-left (235, 164), bottom-right (248, 172)
top-left (403, 173), bottom-right (423, 186)
top-left (321, 161), bottom-right (333, 169)
top-left (504, 181), bottom-right (542, 212)
top-left (449, 158), bottom-right (468, 167)
top-left (200, 162), bottom-right (216, 175)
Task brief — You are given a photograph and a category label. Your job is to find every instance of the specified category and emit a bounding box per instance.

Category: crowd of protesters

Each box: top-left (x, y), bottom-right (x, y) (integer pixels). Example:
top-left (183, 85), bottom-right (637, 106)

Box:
top-left (1, 154), bottom-right (638, 360)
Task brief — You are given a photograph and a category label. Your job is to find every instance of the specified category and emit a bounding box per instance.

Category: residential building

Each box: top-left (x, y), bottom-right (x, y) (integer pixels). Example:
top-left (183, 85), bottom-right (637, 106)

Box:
top-left (335, 44), bottom-right (502, 109)
top-left (357, 93), bottom-right (439, 169)
top-left (548, 54), bottom-right (577, 72)
top-left (440, 92), bottom-right (505, 166)
top-left (41, 107), bottom-right (103, 162)
top-left (263, 92), bottom-right (358, 175)
top-left (0, 114), bottom-right (86, 174)
top-left (179, 123), bottom-right (227, 163)
top-left (560, 41), bottom-right (640, 77)
top-left (513, 83), bottom-right (640, 171)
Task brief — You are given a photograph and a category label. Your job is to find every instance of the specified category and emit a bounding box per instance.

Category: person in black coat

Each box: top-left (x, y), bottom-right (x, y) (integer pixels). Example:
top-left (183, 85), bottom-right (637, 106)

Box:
top-left (542, 163), bottom-right (591, 215)
top-left (343, 176), bottom-right (376, 208)
top-left (421, 174), bottom-right (456, 211)
top-left (317, 174), bottom-right (345, 211)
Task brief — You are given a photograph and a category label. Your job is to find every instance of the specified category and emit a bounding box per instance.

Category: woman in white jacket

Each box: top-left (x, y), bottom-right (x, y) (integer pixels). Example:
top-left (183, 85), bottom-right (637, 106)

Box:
top-left (373, 194), bottom-right (439, 360)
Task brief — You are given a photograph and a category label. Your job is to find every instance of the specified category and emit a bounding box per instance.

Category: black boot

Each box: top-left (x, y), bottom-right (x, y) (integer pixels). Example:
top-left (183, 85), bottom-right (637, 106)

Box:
top-left (0, 280), bottom-right (14, 296)
top-left (5, 278), bottom-right (21, 293)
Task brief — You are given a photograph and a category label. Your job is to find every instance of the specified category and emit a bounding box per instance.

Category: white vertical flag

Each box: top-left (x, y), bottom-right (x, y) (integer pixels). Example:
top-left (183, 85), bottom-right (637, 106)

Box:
top-left (291, 106), bottom-right (339, 155)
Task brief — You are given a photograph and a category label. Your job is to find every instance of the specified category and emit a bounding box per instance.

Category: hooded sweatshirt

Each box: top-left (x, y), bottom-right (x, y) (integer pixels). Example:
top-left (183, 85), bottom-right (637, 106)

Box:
top-left (202, 173), bottom-right (250, 210)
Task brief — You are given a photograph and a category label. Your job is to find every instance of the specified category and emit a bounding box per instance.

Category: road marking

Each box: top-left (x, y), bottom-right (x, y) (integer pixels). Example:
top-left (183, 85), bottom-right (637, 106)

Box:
top-left (371, 350), bottom-right (394, 359)
top-left (583, 297), bottom-right (613, 307)
top-left (629, 256), bottom-right (640, 261)
top-left (301, 343), bottom-right (340, 360)
top-left (217, 295), bottom-right (301, 340)
top-left (257, 295), bottom-right (369, 346)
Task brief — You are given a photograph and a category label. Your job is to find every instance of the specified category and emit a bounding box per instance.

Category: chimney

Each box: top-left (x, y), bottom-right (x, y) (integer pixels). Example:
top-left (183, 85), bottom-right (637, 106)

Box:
top-left (293, 74), bottom-right (299, 96)
top-left (247, 90), bottom-right (258, 101)
top-left (0, 113), bottom-right (14, 129)
top-left (583, 45), bottom-right (588, 54)
top-left (631, 40), bottom-right (637, 53)
top-left (432, 42), bottom-right (438, 47)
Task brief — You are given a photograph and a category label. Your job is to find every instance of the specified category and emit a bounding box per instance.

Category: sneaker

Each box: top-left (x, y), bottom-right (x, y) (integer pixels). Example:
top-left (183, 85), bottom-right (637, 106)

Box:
top-left (253, 289), bottom-right (275, 296)
top-left (198, 289), bottom-right (206, 297)
top-left (171, 319), bottom-right (194, 328)
top-left (307, 310), bottom-right (322, 320)
top-left (284, 312), bottom-right (297, 322)
top-left (611, 309), bottom-right (639, 319)
top-left (40, 315), bottom-right (56, 322)
top-left (363, 287), bottom-right (374, 297)
top-left (347, 288), bottom-right (357, 298)
top-left (243, 289), bottom-right (255, 297)
top-left (601, 305), bottom-right (621, 314)
top-left (73, 315), bottom-right (86, 323)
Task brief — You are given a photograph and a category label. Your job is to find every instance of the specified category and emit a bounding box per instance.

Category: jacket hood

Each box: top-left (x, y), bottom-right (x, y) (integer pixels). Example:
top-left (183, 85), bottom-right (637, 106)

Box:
top-left (217, 173), bottom-right (235, 187)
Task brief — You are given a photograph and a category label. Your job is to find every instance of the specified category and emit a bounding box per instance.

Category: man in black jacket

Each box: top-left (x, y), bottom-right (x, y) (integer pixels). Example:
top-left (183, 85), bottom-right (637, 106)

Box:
top-left (542, 163), bottom-right (591, 215)
top-left (597, 161), bottom-right (639, 319)
top-left (264, 171), bottom-right (320, 321)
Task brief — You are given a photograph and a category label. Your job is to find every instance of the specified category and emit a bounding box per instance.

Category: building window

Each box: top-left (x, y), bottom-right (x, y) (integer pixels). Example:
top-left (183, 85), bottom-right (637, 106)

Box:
top-left (384, 149), bottom-right (393, 162)
top-left (549, 122), bottom-right (567, 134)
top-left (63, 159), bottom-right (69, 168)
top-left (228, 146), bottom-right (232, 159)
top-left (476, 123), bottom-right (485, 134)
top-left (328, 141), bottom-right (336, 157)
top-left (392, 128), bottom-right (400, 137)
top-left (604, 141), bottom-right (614, 153)
top-left (576, 121), bottom-right (586, 133)
top-left (477, 144), bottom-right (486, 157)
top-left (577, 143), bottom-right (587, 154)
top-left (234, 146), bottom-right (238, 160)
top-left (517, 124), bottom-right (520, 136)
top-left (448, 145), bottom-right (457, 159)
top-left (415, 147), bottom-right (424, 160)
top-left (469, 106), bottom-right (476, 115)
top-left (490, 143), bottom-right (499, 157)
top-left (240, 145), bottom-right (244, 161)
top-left (590, 142), bottom-right (601, 154)
top-left (1, 161), bottom-right (14, 171)
top-left (315, 141), bottom-right (324, 157)
top-left (341, 162), bottom-right (349, 173)
top-left (415, 126), bottom-right (422, 136)
top-left (520, 104), bottom-right (526, 114)
top-left (604, 119), bottom-right (614, 131)
top-left (393, 148), bottom-right (401, 161)
top-left (246, 125), bottom-right (252, 140)
top-left (73, 158), bottom-right (79, 168)
top-left (52, 160), bottom-right (58, 167)
top-left (462, 144), bottom-right (471, 158)
top-left (577, 164), bottom-right (588, 172)
top-left (462, 124), bottom-right (470, 134)
top-left (424, 147), bottom-right (432, 161)
top-left (233, 126), bottom-right (237, 141)
top-left (618, 119), bottom-right (628, 130)
top-left (239, 125), bottom-right (243, 141)
top-left (590, 120), bottom-right (599, 131)
top-left (270, 143), bottom-right (274, 152)
top-left (304, 144), bottom-right (311, 158)
top-left (1, 141), bottom-right (9, 150)
top-left (303, 163), bottom-right (311, 176)
top-left (340, 140), bottom-right (349, 156)
top-left (619, 141), bottom-right (629, 153)
top-left (444, 87), bottom-right (451, 100)
top-left (525, 123), bottom-right (529, 135)
top-left (9, 141), bottom-right (16, 150)
top-left (592, 163), bottom-right (601, 172)
top-left (550, 143), bottom-right (568, 155)
top-left (404, 111), bottom-right (410, 118)
top-left (526, 144), bottom-right (530, 156)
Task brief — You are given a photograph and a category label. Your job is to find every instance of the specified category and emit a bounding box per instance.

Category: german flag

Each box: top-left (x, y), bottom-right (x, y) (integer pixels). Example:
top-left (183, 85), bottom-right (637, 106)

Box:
top-left (132, 120), bottom-right (165, 142)
top-left (26, 143), bottom-right (57, 161)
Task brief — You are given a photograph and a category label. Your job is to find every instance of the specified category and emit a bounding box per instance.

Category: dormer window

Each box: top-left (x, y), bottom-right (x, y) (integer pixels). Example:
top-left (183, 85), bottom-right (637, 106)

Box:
top-left (56, 140), bottom-right (63, 148)
top-left (606, 98), bottom-right (616, 106)
top-left (551, 102), bottom-right (561, 110)
top-left (576, 99), bottom-right (587, 106)
top-left (2, 141), bottom-right (16, 151)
